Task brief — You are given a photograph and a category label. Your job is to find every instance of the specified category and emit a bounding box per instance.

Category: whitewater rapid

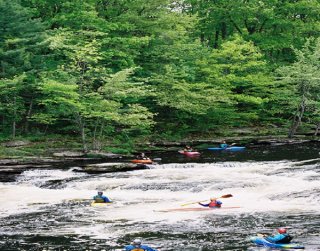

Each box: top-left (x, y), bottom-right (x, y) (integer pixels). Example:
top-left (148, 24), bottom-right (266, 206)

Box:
top-left (1, 160), bottom-right (319, 219)
top-left (0, 157), bottom-right (319, 250)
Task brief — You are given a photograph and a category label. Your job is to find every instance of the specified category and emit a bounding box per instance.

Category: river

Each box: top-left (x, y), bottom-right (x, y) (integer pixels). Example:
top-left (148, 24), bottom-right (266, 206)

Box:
top-left (0, 142), bottom-right (319, 250)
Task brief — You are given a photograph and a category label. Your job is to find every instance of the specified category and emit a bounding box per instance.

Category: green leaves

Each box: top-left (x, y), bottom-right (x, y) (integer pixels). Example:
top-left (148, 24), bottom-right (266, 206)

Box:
top-left (196, 36), bottom-right (272, 124)
top-left (187, 0), bottom-right (320, 62)
top-left (1, 0), bottom-right (319, 144)
top-left (274, 38), bottom-right (320, 136)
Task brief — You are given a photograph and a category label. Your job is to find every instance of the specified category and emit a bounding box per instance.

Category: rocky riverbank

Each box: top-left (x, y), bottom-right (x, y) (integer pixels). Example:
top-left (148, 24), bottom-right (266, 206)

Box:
top-left (1, 136), bottom-right (319, 182)
top-left (0, 151), bottom-right (148, 182)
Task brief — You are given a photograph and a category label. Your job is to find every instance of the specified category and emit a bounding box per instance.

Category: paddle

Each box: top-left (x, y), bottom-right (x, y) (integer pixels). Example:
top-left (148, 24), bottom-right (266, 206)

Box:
top-left (65, 198), bottom-right (92, 202)
top-left (180, 194), bottom-right (233, 207)
top-left (67, 198), bottom-right (113, 203)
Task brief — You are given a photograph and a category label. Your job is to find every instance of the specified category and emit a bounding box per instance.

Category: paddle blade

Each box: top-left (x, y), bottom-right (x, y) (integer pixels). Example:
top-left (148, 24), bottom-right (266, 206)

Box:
top-left (220, 194), bottom-right (233, 199)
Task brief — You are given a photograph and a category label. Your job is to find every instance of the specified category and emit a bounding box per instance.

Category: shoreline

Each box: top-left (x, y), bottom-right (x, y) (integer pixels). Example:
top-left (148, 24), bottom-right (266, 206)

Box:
top-left (1, 135), bottom-right (319, 182)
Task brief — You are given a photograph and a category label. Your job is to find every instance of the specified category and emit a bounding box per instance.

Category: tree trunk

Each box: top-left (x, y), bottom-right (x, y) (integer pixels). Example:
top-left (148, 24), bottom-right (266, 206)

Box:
top-left (92, 120), bottom-right (101, 151)
top-left (24, 99), bottom-right (33, 133)
top-left (75, 114), bottom-right (87, 152)
top-left (314, 123), bottom-right (320, 136)
top-left (12, 96), bottom-right (16, 139)
top-left (221, 22), bottom-right (227, 39)
top-left (80, 122), bottom-right (87, 152)
top-left (12, 121), bottom-right (16, 139)
top-left (213, 30), bottom-right (219, 48)
top-left (288, 98), bottom-right (306, 138)
top-left (200, 33), bottom-right (205, 44)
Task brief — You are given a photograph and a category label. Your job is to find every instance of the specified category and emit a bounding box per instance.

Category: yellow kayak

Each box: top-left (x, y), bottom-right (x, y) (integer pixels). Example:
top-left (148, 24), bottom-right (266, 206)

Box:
top-left (91, 202), bottom-right (112, 207)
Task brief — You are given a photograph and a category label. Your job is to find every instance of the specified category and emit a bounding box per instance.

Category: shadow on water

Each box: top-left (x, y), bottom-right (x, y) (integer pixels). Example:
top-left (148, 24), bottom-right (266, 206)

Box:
top-left (150, 142), bottom-right (320, 164)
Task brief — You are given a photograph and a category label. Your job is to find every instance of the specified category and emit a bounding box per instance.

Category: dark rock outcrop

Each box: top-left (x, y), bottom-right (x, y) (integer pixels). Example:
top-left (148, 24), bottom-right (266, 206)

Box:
top-left (76, 162), bottom-right (149, 174)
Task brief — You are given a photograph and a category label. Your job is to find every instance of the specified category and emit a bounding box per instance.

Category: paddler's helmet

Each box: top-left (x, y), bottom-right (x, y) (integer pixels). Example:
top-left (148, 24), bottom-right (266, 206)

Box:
top-left (278, 228), bottom-right (287, 234)
top-left (132, 239), bottom-right (142, 247)
top-left (98, 191), bottom-right (103, 195)
top-left (210, 198), bottom-right (217, 201)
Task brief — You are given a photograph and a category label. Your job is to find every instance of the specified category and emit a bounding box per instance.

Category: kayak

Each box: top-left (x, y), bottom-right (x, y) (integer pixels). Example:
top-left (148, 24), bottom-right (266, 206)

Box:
top-left (178, 150), bottom-right (201, 156)
top-left (250, 236), bottom-right (304, 249)
top-left (208, 146), bottom-right (246, 152)
top-left (91, 202), bottom-right (112, 207)
top-left (131, 159), bottom-right (153, 164)
top-left (158, 207), bottom-right (241, 212)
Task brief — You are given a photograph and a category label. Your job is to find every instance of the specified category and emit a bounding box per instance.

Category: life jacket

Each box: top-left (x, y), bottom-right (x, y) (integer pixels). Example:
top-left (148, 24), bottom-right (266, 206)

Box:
top-left (275, 234), bottom-right (293, 244)
top-left (127, 246), bottom-right (145, 251)
top-left (208, 201), bottom-right (222, 208)
top-left (94, 196), bottom-right (105, 203)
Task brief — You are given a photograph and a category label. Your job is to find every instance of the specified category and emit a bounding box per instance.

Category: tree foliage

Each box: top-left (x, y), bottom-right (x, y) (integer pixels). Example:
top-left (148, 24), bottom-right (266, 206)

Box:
top-left (0, 0), bottom-right (319, 147)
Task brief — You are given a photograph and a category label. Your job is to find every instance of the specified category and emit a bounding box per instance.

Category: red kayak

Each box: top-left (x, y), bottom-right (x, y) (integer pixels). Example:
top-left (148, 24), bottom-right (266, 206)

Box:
top-left (178, 150), bottom-right (201, 156)
top-left (131, 159), bottom-right (153, 164)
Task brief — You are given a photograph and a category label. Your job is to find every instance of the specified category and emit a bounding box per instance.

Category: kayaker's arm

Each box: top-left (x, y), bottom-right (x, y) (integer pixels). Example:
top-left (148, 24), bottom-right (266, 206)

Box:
top-left (198, 202), bottom-right (209, 207)
top-left (103, 196), bottom-right (112, 203)
top-left (265, 234), bottom-right (285, 243)
top-left (143, 246), bottom-right (157, 251)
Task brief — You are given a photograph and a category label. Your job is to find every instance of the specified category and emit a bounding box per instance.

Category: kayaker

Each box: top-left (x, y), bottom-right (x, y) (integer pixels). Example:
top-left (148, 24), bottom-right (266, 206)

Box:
top-left (183, 145), bottom-right (193, 152)
top-left (265, 228), bottom-right (293, 244)
top-left (220, 140), bottom-right (235, 149)
top-left (199, 198), bottom-right (222, 208)
top-left (93, 191), bottom-right (111, 203)
top-left (136, 152), bottom-right (150, 160)
top-left (220, 140), bottom-right (229, 149)
top-left (124, 238), bottom-right (157, 251)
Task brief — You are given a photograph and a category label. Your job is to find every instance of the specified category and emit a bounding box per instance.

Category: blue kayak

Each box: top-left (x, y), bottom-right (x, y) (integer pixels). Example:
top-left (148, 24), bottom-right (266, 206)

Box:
top-left (250, 236), bottom-right (304, 249)
top-left (208, 146), bottom-right (246, 151)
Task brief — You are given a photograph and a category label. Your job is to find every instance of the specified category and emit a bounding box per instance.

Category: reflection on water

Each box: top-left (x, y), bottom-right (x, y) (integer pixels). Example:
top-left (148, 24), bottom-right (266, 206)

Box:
top-left (0, 143), bottom-right (320, 250)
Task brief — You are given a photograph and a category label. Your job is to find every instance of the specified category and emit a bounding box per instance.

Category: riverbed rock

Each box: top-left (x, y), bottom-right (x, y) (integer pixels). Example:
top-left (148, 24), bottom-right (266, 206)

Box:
top-left (0, 163), bottom-right (52, 182)
top-left (86, 151), bottom-right (123, 159)
top-left (52, 151), bottom-right (85, 157)
top-left (253, 138), bottom-right (310, 145)
top-left (0, 158), bottom-right (63, 165)
top-left (77, 162), bottom-right (148, 174)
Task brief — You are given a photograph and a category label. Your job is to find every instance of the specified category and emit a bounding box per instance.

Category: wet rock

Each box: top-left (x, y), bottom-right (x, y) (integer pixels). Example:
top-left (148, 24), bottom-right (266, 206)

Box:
top-left (0, 158), bottom-right (62, 165)
top-left (52, 151), bottom-right (85, 157)
top-left (77, 162), bottom-right (148, 174)
top-left (51, 151), bottom-right (124, 159)
top-left (0, 173), bottom-right (16, 182)
top-left (86, 151), bottom-right (123, 159)
top-left (253, 138), bottom-right (310, 146)
top-left (0, 164), bottom-right (53, 182)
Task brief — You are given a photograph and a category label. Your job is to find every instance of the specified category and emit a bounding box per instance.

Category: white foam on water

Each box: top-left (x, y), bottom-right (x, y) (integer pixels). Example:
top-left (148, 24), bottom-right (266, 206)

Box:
top-left (0, 160), bottom-right (319, 239)
top-left (66, 161), bottom-right (319, 228)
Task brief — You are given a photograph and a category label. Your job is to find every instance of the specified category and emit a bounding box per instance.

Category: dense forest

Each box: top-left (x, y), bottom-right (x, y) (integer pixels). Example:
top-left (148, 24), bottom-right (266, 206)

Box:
top-left (1, 0), bottom-right (320, 151)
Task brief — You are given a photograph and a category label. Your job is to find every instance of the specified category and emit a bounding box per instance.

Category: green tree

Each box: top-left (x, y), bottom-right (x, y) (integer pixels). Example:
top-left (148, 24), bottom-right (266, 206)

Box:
top-left (0, 76), bottom-right (26, 138)
top-left (185, 0), bottom-right (320, 63)
top-left (0, 0), bottom-right (48, 136)
top-left (197, 36), bottom-right (272, 126)
top-left (275, 38), bottom-right (320, 137)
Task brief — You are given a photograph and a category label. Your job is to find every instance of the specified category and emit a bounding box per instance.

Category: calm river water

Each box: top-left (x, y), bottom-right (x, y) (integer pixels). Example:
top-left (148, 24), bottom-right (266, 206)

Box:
top-left (0, 142), bottom-right (319, 250)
